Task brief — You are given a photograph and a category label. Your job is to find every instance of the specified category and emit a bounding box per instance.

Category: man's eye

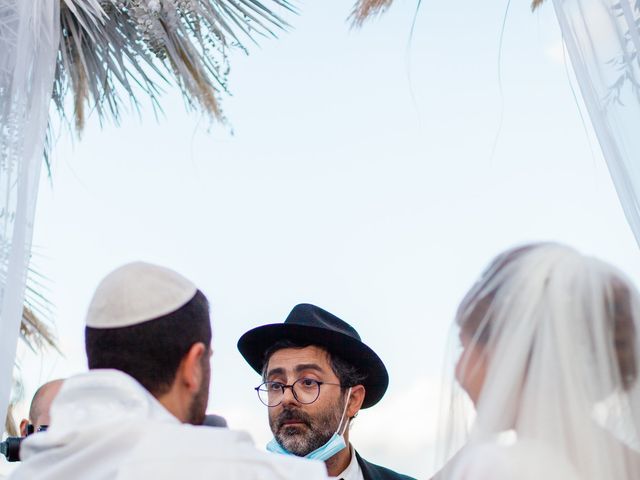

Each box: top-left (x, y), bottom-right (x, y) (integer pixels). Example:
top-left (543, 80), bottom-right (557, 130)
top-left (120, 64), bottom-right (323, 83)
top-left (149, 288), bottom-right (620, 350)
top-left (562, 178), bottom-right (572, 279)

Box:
top-left (300, 378), bottom-right (317, 387)
top-left (268, 382), bottom-right (284, 391)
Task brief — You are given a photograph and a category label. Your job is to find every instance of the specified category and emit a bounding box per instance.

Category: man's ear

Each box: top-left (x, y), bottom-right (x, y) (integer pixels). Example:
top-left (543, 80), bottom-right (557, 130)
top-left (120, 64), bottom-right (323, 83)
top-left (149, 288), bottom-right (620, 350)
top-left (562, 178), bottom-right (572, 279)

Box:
top-left (19, 419), bottom-right (28, 437)
top-left (178, 342), bottom-right (208, 393)
top-left (347, 385), bottom-right (366, 418)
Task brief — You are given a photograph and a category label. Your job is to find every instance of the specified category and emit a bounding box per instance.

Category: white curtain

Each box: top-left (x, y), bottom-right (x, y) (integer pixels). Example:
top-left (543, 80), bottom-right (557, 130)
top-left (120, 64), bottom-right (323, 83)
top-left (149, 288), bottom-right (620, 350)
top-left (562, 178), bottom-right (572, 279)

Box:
top-left (553, 0), bottom-right (640, 243)
top-left (0, 1), bottom-right (59, 427)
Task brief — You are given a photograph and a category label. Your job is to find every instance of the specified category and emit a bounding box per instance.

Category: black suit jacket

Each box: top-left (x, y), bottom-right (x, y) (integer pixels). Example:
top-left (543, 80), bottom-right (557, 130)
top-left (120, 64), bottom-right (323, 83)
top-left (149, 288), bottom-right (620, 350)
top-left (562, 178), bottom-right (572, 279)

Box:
top-left (355, 450), bottom-right (418, 480)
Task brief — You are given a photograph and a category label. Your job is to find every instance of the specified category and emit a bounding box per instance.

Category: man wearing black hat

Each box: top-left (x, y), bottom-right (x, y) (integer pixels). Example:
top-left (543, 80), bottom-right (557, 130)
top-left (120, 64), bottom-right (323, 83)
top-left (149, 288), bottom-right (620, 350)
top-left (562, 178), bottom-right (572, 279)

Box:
top-left (238, 303), bottom-right (416, 480)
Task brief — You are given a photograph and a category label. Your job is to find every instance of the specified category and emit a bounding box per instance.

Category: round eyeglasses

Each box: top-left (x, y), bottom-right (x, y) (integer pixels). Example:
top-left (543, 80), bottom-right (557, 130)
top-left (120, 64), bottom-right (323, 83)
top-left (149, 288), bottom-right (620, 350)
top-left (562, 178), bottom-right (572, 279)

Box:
top-left (255, 378), bottom-right (342, 407)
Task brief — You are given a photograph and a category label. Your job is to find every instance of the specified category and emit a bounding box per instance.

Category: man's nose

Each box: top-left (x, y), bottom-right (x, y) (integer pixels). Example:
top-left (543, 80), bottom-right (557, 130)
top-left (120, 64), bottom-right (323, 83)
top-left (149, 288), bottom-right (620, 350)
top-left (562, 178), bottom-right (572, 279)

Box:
top-left (281, 385), bottom-right (299, 406)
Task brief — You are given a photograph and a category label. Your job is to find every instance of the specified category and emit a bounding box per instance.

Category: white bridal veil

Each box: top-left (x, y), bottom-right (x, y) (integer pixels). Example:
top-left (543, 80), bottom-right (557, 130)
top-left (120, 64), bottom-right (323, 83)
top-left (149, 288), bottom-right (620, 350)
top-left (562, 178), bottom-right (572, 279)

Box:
top-left (441, 243), bottom-right (640, 480)
top-left (553, 0), bottom-right (640, 245)
top-left (0, 1), bottom-right (59, 426)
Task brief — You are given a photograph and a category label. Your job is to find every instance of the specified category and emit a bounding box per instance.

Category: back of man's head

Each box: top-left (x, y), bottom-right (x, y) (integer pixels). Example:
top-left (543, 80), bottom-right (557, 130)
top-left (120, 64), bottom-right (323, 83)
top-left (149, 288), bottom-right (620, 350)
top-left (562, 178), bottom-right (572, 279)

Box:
top-left (19, 379), bottom-right (64, 437)
top-left (84, 262), bottom-right (212, 400)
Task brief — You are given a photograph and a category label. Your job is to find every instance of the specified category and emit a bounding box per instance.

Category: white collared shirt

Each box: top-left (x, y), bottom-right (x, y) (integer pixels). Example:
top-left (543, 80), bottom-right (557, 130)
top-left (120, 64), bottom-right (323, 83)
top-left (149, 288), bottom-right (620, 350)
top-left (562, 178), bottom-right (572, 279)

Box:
top-left (331, 446), bottom-right (364, 480)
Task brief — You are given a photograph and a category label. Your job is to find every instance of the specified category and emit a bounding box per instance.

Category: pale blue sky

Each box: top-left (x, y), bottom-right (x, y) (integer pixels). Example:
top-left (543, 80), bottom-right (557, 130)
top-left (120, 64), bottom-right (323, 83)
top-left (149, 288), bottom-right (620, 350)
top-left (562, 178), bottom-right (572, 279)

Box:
top-left (6, 1), bottom-right (640, 478)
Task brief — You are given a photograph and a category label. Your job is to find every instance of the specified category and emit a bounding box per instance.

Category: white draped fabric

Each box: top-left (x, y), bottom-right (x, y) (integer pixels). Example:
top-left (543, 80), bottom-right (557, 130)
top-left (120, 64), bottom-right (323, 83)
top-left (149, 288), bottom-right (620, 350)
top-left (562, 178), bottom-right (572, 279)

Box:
top-left (11, 370), bottom-right (329, 480)
top-left (0, 1), bottom-right (59, 425)
top-left (552, 0), bottom-right (640, 243)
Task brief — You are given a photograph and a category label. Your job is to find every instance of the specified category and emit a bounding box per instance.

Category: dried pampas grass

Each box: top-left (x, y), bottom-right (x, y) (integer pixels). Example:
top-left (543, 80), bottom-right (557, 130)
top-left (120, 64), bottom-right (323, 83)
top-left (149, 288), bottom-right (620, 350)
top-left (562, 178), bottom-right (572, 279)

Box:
top-left (351, 0), bottom-right (548, 26)
top-left (350, 0), bottom-right (394, 27)
top-left (531, 0), bottom-right (546, 11)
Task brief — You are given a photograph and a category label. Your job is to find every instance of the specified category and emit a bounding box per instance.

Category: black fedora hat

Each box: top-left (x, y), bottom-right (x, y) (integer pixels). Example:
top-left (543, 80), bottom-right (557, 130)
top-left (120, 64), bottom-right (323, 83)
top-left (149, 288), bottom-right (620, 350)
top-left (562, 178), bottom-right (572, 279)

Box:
top-left (237, 303), bottom-right (389, 409)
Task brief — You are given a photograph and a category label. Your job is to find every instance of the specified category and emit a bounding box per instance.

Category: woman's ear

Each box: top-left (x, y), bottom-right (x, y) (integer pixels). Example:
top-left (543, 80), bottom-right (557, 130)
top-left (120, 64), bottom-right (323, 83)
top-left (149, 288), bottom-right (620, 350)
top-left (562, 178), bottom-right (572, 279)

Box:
top-left (347, 385), bottom-right (366, 418)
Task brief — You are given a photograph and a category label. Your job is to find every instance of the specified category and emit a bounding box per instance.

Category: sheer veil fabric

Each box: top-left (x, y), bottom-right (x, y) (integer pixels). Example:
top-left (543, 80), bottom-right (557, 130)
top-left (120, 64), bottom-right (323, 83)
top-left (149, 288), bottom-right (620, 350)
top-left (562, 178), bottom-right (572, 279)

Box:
top-left (552, 0), bottom-right (640, 246)
top-left (0, 1), bottom-right (59, 424)
top-left (439, 244), bottom-right (640, 480)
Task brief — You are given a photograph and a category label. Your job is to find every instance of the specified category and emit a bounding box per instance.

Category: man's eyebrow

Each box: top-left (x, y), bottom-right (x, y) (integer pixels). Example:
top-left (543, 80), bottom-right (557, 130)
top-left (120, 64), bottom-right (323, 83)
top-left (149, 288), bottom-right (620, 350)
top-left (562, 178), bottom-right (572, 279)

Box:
top-left (266, 364), bottom-right (325, 379)
top-left (295, 363), bottom-right (325, 373)
top-left (266, 367), bottom-right (285, 378)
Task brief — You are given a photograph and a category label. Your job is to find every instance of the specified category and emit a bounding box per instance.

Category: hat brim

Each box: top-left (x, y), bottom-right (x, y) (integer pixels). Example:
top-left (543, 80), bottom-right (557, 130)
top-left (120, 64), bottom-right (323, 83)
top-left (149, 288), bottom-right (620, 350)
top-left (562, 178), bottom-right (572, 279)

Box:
top-left (238, 323), bottom-right (388, 409)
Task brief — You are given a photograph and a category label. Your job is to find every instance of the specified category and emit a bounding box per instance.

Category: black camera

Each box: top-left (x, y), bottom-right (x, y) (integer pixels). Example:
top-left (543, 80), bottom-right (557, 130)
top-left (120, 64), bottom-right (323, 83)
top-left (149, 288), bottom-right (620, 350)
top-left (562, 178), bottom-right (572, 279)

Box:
top-left (0, 425), bottom-right (48, 462)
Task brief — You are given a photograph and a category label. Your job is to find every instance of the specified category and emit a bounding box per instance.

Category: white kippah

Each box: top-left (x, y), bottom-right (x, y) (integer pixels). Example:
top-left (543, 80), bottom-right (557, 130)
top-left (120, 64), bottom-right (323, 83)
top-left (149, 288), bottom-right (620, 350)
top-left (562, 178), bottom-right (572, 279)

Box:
top-left (86, 262), bottom-right (198, 329)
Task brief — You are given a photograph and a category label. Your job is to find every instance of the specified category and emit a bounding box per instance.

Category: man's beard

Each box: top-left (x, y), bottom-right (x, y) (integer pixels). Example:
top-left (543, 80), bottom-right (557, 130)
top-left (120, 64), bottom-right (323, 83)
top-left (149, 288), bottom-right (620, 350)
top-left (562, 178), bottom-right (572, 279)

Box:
top-left (187, 357), bottom-right (211, 425)
top-left (269, 396), bottom-right (345, 456)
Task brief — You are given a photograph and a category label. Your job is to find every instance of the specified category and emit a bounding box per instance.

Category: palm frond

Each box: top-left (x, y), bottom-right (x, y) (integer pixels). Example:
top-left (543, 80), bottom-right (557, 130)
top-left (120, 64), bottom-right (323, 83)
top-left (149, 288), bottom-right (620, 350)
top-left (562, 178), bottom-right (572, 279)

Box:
top-left (4, 403), bottom-right (18, 437)
top-left (20, 262), bottom-right (58, 354)
top-left (4, 266), bottom-right (58, 435)
top-left (54, 0), bottom-right (296, 132)
top-left (20, 306), bottom-right (59, 355)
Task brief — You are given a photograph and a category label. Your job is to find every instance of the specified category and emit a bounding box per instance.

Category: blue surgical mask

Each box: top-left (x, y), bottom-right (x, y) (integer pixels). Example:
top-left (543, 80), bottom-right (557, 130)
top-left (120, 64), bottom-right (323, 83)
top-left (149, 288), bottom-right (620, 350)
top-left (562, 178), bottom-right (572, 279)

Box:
top-left (266, 387), bottom-right (352, 462)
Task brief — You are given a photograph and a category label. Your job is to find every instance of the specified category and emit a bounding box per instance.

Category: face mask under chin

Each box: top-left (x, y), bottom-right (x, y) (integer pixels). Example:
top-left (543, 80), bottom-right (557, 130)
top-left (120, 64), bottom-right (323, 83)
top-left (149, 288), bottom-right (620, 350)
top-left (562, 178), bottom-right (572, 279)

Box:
top-left (267, 387), bottom-right (353, 461)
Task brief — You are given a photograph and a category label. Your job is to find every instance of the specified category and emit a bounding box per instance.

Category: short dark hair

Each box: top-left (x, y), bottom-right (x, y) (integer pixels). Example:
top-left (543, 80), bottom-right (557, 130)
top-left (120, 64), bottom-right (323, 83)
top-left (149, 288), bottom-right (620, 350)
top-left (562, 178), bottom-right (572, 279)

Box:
top-left (261, 339), bottom-right (367, 388)
top-left (85, 290), bottom-right (211, 397)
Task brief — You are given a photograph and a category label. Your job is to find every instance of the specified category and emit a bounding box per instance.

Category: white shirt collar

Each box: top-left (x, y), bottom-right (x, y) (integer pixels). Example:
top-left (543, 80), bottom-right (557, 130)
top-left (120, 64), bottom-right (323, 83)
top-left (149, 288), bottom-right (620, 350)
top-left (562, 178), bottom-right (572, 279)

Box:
top-left (331, 446), bottom-right (364, 480)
